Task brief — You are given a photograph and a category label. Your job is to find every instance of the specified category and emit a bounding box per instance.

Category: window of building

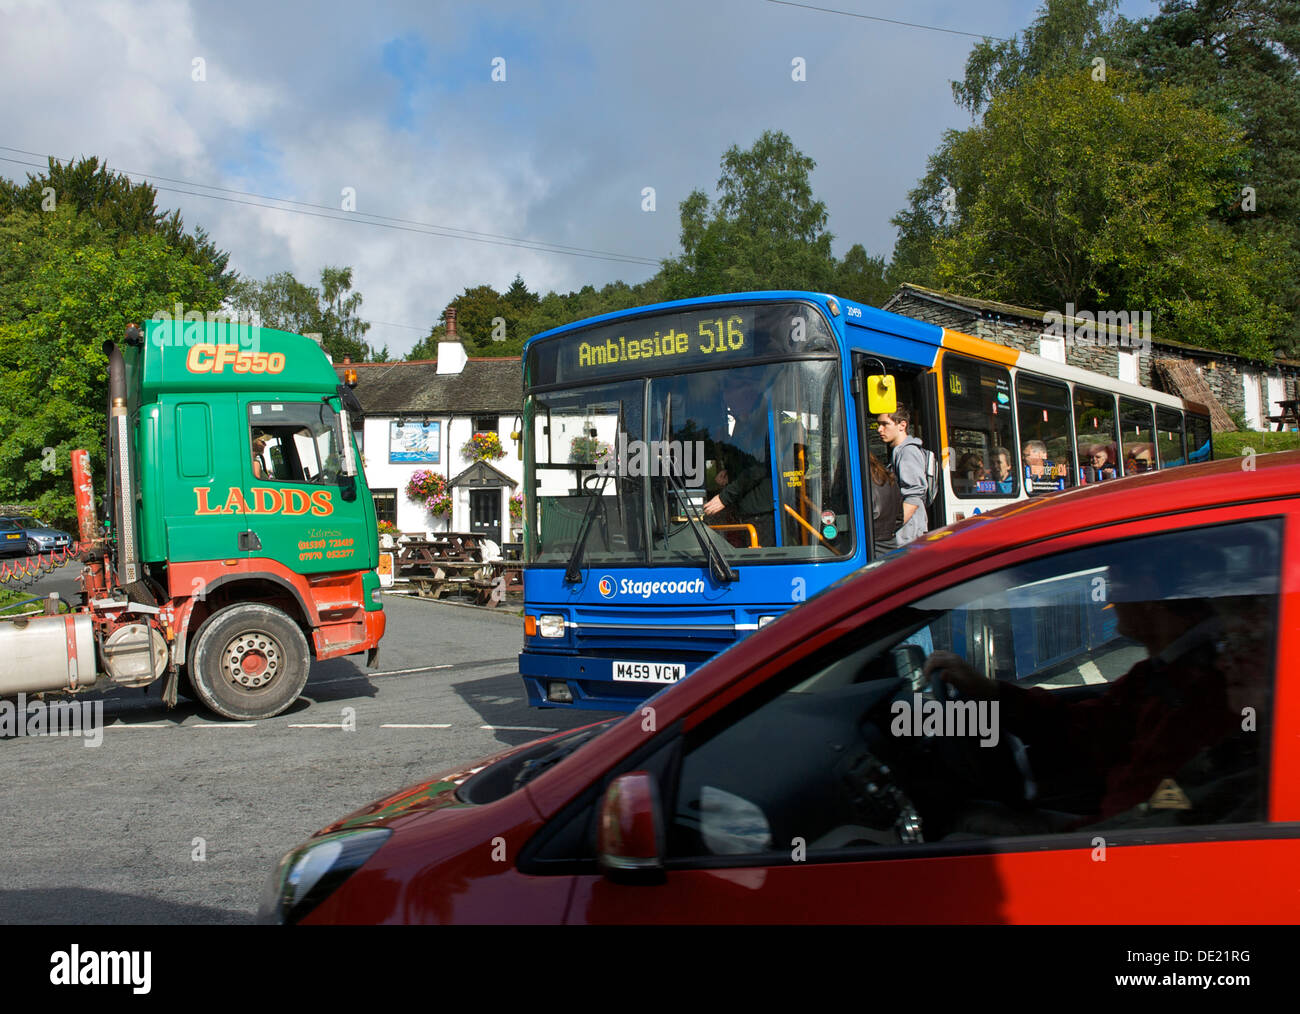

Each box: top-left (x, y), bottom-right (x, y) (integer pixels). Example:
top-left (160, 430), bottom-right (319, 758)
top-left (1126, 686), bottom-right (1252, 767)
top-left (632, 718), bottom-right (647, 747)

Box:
top-left (944, 355), bottom-right (1017, 498)
top-left (372, 489), bottom-right (397, 526)
top-left (472, 415), bottom-right (499, 435)
top-left (1015, 374), bottom-right (1075, 495)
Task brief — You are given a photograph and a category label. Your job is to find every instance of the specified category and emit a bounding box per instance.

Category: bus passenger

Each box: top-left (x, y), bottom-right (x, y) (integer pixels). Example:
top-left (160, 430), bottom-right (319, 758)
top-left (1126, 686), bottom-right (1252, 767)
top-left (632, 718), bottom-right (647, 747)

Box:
top-left (1080, 446), bottom-right (1116, 484)
top-left (992, 447), bottom-right (1015, 494)
top-left (876, 408), bottom-right (928, 547)
top-left (868, 455), bottom-right (903, 557)
top-left (1022, 440), bottom-right (1049, 479)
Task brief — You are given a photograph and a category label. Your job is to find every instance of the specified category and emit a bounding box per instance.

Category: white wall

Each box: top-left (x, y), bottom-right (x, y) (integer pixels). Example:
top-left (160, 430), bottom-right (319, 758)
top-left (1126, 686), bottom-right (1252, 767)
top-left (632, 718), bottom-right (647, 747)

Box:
top-left (359, 414), bottom-right (524, 537)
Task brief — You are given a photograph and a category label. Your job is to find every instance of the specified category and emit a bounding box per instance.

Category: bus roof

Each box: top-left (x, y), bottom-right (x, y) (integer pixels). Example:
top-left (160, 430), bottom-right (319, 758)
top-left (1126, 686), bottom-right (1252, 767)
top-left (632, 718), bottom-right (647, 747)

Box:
top-left (525, 290), bottom-right (1209, 416)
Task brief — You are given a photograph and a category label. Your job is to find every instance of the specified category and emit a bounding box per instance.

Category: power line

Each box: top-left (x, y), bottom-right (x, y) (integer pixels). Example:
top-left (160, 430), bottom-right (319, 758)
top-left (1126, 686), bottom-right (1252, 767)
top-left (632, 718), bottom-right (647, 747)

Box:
top-left (0, 146), bottom-right (664, 267)
top-left (763, 0), bottom-right (1008, 41)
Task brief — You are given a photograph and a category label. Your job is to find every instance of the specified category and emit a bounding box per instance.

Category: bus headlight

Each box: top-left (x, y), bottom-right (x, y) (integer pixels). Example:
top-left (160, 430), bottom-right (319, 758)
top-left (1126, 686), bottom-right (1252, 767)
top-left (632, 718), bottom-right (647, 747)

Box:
top-left (538, 614), bottom-right (566, 638)
top-left (258, 827), bottom-right (391, 925)
top-left (758, 615), bottom-right (777, 628)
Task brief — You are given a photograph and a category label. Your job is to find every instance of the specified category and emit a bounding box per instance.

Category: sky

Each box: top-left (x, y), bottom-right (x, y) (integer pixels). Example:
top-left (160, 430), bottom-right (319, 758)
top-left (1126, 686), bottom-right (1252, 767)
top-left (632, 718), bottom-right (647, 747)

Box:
top-left (0, 0), bottom-right (1160, 357)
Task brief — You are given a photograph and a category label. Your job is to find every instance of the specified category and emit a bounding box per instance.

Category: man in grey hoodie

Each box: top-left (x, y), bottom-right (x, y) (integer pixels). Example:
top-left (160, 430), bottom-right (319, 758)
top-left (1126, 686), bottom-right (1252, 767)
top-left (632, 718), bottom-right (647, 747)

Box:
top-left (876, 408), bottom-right (929, 547)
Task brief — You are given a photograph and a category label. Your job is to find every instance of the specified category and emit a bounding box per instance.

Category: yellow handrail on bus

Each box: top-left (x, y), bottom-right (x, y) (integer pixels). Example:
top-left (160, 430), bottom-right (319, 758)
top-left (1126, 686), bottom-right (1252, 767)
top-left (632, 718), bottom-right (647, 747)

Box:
top-left (782, 504), bottom-right (832, 547)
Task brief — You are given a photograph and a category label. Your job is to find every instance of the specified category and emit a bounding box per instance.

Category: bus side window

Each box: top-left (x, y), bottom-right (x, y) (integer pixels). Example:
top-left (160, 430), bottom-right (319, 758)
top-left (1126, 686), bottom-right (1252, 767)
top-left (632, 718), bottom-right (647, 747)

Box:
top-left (1015, 374), bottom-right (1075, 496)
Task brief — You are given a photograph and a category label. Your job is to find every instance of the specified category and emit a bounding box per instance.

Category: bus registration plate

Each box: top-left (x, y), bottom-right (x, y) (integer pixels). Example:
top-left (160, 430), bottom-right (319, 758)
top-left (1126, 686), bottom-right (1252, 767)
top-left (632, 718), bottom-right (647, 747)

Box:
top-left (612, 661), bottom-right (685, 683)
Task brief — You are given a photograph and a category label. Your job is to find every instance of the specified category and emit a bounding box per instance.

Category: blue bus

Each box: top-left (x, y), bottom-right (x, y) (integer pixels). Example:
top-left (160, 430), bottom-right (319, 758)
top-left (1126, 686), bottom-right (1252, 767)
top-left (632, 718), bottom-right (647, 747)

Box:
top-left (519, 291), bottom-right (1213, 710)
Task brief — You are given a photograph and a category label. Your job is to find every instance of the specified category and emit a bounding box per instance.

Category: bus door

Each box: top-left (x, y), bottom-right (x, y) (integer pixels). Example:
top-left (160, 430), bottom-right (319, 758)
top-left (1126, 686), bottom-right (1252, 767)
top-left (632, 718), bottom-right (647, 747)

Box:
top-left (853, 356), bottom-right (938, 558)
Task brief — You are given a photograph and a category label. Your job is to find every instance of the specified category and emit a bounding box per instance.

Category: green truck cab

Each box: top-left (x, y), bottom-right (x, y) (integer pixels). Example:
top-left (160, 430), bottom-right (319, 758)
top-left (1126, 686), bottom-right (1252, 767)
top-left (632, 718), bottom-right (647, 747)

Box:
top-left (104, 319), bottom-right (386, 718)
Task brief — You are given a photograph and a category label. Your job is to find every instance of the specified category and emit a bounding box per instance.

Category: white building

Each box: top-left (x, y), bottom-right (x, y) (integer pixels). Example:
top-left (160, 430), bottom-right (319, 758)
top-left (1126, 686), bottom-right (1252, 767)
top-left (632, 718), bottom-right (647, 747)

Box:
top-left (336, 308), bottom-right (524, 545)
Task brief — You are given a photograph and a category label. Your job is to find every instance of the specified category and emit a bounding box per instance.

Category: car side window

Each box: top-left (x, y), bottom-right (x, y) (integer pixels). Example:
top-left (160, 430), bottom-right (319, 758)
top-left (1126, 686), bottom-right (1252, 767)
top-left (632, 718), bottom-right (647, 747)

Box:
top-left (667, 519), bottom-right (1280, 861)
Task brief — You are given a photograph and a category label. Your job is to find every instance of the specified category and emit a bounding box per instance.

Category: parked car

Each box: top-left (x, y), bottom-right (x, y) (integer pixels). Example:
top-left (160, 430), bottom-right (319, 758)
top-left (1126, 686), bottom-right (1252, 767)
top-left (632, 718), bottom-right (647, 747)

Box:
top-left (0, 514), bottom-right (73, 555)
top-left (0, 519), bottom-right (25, 557)
top-left (261, 451), bottom-right (1300, 924)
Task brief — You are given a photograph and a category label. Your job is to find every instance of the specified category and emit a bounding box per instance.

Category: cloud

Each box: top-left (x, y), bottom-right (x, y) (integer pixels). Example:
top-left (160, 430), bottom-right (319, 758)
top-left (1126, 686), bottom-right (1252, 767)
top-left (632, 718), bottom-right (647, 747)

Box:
top-left (1, 0), bottom-right (1042, 356)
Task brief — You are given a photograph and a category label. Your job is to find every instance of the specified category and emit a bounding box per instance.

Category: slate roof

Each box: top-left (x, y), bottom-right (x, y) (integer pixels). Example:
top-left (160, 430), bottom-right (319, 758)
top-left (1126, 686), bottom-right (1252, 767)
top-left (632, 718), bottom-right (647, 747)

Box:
top-left (886, 283), bottom-right (1300, 371)
top-left (333, 356), bottom-right (522, 415)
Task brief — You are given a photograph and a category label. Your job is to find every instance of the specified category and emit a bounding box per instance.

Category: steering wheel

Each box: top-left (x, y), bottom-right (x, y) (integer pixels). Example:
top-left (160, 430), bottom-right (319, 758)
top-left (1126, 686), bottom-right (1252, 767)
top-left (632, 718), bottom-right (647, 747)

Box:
top-left (926, 668), bottom-right (1037, 807)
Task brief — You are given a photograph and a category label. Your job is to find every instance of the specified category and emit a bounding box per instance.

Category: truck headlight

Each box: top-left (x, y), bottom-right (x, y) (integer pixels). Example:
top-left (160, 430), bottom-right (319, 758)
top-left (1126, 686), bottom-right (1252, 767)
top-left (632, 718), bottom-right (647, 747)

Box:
top-left (258, 827), bottom-right (391, 925)
top-left (538, 614), bottom-right (565, 638)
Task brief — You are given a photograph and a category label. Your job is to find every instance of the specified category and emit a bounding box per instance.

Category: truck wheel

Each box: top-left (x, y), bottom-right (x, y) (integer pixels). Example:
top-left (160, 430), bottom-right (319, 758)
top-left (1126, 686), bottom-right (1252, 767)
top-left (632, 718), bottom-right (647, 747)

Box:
top-left (188, 604), bottom-right (310, 720)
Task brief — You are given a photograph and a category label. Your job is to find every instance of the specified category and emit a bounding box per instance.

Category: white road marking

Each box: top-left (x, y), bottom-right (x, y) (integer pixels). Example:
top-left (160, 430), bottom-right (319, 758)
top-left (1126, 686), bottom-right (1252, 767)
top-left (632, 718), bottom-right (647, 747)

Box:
top-left (106, 723), bottom-right (170, 729)
top-left (189, 723), bottom-right (259, 728)
top-left (480, 725), bottom-right (556, 732)
top-left (288, 723), bottom-right (346, 729)
top-left (371, 665), bottom-right (454, 676)
top-left (1078, 660), bottom-right (1107, 685)
top-left (381, 723), bottom-right (452, 729)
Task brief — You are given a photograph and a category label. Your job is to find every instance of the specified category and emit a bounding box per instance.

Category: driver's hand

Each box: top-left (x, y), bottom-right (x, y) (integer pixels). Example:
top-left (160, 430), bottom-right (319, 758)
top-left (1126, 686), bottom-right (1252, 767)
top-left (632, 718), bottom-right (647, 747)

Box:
top-left (715, 469), bottom-right (729, 487)
top-left (703, 495), bottom-right (724, 517)
top-left (922, 650), bottom-right (999, 700)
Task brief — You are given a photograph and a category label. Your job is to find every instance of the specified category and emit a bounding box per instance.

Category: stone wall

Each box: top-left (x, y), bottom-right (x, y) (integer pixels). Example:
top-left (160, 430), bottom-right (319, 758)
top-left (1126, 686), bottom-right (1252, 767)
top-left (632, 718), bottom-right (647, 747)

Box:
top-left (885, 289), bottom-right (1300, 427)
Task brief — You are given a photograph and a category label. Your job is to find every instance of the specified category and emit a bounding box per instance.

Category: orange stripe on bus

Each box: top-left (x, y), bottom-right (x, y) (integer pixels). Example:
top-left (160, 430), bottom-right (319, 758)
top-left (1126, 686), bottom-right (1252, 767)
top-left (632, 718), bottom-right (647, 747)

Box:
top-left (942, 329), bottom-right (1020, 367)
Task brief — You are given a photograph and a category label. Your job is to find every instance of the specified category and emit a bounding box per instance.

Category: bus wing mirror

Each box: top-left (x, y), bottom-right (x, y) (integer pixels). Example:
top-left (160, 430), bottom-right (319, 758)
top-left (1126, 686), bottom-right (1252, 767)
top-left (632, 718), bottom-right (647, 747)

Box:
top-left (866, 374), bottom-right (897, 415)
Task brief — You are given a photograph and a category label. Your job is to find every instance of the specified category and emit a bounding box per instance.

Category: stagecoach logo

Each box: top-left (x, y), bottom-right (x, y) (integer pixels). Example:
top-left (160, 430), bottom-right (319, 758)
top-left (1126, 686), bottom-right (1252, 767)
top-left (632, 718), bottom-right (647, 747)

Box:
top-left (597, 576), bottom-right (707, 600)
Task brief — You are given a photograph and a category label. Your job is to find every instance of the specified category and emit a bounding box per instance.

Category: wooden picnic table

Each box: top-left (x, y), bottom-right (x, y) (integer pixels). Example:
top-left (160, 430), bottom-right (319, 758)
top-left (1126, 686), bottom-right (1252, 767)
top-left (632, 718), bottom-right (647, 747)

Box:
top-left (405, 558), bottom-right (522, 606)
top-left (1267, 399), bottom-right (1300, 432)
top-left (396, 533), bottom-right (521, 606)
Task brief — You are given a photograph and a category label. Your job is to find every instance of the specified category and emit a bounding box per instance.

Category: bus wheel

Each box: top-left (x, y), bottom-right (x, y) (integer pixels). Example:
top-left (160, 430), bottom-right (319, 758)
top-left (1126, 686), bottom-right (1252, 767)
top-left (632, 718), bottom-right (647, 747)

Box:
top-left (188, 604), bottom-right (310, 720)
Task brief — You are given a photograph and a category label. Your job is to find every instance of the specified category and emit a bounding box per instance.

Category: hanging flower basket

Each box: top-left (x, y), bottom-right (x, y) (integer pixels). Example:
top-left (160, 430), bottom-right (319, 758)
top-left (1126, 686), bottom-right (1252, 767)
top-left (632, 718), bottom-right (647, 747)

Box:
top-left (509, 491), bottom-right (524, 521)
top-left (569, 434), bottom-right (611, 464)
top-left (377, 520), bottom-right (398, 537)
top-left (462, 431), bottom-right (506, 461)
top-left (406, 469), bottom-right (451, 517)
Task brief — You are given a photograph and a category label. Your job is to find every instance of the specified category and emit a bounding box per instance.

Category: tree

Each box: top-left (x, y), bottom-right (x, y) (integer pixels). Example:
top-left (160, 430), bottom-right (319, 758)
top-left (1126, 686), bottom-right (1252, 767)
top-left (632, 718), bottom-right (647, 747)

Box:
top-left (661, 130), bottom-right (838, 298)
top-left (0, 157), bottom-right (234, 298)
top-left (230, 266), bottom-right (377, 362)
top-left (900, 71), bottom-right (1285, 357)
top-left (0, 208), bottom-right (224, 523)
top-left (952, 0), bottom-right (1133, 115)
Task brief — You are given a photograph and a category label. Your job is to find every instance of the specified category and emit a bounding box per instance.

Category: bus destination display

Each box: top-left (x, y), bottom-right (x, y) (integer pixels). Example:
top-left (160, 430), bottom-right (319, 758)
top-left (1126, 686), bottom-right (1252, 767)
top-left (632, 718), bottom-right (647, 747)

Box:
top-left (573, 310), bottom-right (753, 374)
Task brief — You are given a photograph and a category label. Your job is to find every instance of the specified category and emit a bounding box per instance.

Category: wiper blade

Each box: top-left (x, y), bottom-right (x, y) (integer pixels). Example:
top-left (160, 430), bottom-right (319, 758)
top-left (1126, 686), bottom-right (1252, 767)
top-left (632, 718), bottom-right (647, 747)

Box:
top-left (564, 469), bottom-right (612, 584)
top-left (663, 464), bottom-right (737, 585)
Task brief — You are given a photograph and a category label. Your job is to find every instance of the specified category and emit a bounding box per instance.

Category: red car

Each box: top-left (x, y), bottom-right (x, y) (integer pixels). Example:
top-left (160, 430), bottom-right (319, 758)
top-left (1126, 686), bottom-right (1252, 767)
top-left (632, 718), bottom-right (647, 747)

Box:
top-left (261, 452), bottom-right (1300, 924)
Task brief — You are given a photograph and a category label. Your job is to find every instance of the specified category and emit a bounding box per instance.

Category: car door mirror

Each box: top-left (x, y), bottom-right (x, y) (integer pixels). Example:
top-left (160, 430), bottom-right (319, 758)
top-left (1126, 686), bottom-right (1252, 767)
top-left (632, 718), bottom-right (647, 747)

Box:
top-left (892, 643), bottom-right (927, 689)
top-left (597, 772), bottom-right (666, 885)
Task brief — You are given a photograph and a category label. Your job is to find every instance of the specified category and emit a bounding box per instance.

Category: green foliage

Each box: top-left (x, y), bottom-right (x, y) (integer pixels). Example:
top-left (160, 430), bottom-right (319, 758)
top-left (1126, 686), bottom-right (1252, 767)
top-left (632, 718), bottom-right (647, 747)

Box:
top-left (229, 265), bottom-right (378, 362)
top-left (896, 70), bottom-right (1286, 357)
top-left (661, 130), bottom-right (837, 298)
top-left (952, 0), bottom-right (1133, 114)
top-left (0, 157), bottom-right (234, 298)
top-left (0, 203), bottom-right (224, 524)
top-left (907, 0), bottom-right (1300, 356)
top-left (1213, 429), bottom-right (1300, 457)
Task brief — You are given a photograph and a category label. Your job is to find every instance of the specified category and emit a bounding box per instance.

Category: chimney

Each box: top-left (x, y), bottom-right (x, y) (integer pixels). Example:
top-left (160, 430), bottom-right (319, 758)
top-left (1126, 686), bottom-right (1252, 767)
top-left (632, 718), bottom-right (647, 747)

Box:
top-left (437, 305), bottom-right (467, 375)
